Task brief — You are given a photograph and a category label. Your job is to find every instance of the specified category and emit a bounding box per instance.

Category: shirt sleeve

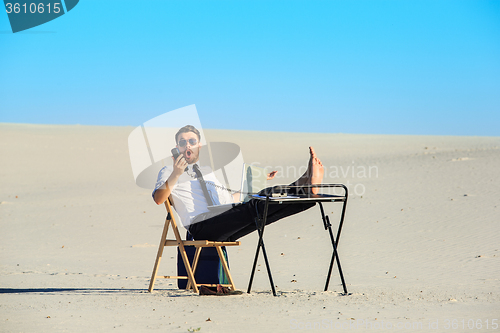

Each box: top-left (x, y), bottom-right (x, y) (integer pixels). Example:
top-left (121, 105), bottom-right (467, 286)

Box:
top-left (152, 166), bottom-right (171, 200)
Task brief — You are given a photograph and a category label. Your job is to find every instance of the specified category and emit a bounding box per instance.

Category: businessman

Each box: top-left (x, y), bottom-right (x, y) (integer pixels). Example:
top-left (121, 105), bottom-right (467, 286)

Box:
top-left (153, 125), bottom-right (324, 242)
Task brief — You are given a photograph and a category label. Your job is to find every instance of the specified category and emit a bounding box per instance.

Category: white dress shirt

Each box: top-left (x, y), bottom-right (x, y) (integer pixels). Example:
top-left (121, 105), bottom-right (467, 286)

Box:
top-left (153, 163), bottom-right (234, 228)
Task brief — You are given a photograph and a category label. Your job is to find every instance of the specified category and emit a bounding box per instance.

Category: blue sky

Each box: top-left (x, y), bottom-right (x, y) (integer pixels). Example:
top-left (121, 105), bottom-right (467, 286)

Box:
top-left (1, 0), bottom-right (499, 136)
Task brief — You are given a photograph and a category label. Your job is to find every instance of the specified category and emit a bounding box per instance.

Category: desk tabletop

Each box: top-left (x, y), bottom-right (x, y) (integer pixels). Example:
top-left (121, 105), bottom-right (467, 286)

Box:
top-left (251, 193), bottom-right (346, 203)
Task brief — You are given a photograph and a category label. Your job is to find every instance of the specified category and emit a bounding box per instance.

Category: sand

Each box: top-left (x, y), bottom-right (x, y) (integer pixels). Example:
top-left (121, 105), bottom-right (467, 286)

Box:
top-left (1, 123), bottom-right (499, 332)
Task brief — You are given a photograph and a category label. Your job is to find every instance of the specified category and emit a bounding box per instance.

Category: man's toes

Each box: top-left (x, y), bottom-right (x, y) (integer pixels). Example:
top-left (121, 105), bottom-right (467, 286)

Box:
top-left (309, 146), bottom-right (316, 158)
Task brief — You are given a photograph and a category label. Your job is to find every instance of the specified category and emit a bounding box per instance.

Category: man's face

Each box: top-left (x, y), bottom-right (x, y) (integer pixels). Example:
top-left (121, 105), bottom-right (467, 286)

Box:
top-left (176, 131), bottom-right (201, 164)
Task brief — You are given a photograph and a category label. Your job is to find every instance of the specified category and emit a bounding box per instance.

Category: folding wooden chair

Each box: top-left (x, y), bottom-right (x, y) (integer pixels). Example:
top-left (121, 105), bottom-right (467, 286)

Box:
top-left (148, 199), bottom-right (240, 293)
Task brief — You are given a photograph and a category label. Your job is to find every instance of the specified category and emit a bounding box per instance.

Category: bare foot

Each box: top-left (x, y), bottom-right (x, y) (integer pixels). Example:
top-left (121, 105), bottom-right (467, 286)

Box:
top-left (290, 147), bottom-right (323, 191)
top-left (292, 147), bottom-right (315, 186)
top-left (309, 146), bottom-right (317, 159)
top-left (309, 153), bottom-right (324, 195)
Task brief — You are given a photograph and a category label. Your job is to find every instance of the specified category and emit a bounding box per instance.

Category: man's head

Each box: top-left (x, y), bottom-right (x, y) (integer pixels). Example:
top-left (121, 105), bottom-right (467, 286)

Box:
top-left (175, 125), bottom-right (202, 164)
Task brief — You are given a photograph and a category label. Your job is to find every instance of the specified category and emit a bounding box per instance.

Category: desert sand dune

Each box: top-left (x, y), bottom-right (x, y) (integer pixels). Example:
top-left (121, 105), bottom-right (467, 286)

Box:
top-left (1, 123), bottom-right (498, 332)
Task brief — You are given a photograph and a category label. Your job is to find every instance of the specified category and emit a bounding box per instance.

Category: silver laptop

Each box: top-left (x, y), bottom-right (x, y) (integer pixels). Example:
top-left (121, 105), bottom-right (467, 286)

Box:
top-left (207, 163), bottom-right (267, 210)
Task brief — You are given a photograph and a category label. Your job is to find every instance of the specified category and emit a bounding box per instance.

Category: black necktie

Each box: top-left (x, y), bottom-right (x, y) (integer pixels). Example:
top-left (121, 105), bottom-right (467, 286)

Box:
top-left (192, 164), bottom-right (215, 206)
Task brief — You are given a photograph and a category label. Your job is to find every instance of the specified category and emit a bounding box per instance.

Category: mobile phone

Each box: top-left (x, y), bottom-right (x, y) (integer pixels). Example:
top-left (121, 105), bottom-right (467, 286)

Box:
top-left (171, 148), bottom-right (188, 171)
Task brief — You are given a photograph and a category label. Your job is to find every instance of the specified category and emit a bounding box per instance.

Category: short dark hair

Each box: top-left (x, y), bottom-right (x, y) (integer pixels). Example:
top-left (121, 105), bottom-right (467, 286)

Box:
top-left (175, 125), bottom-right (201, 144)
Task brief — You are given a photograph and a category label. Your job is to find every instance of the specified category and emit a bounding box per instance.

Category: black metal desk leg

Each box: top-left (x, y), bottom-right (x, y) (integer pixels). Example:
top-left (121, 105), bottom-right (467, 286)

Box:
top-left (319, 202), bottom-right (348, 294)
top-left (324, 252), bottom-right (334, 291)
top-left (324, 218), bottom-right (347, 294)
top-left (247, 227), bottom-right (277, 296)
top-left (260, 237), bottom-right (276, 296)
top-left (246, 226), bottom-right (261, 293)
top-left (247, 197), bottom-right (276, 296)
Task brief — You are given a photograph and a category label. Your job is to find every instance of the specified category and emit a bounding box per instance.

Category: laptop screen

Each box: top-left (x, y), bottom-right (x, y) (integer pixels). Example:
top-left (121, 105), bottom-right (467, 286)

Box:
top-left (240, 164), bottom-right (267, 202)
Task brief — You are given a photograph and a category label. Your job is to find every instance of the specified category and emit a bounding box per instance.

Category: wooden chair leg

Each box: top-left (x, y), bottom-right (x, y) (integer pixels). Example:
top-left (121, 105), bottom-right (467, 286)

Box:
top-left (148, 219), bottom-right (171, 292)
top-left (186, 247), bottom-right (202, 290)
top-left (216, 246), bottom-right (236, 290)
top-left (149, 199), bottom-right (239, 294)
top-left (192, 247), bottom-right (203, 275)
top-left (177, 243), bottom-right (199, 293)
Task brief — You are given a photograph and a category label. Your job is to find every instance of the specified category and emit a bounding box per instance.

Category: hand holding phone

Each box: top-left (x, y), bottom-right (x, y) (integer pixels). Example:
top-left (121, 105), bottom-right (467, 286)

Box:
top-left (171, 148), bottom-right (188, 172)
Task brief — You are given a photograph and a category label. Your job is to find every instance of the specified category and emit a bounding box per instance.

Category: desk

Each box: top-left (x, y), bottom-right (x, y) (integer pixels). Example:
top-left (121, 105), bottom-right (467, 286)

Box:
top-left (247, 184), bottom-right (349, 296)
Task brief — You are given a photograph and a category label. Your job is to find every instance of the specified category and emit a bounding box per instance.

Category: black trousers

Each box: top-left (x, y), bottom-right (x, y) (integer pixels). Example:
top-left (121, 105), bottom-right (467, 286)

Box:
top-left (188, 199), bottom-right (315, 242)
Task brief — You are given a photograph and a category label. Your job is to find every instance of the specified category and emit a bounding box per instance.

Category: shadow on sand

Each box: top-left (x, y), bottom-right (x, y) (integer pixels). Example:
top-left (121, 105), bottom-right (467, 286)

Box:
top-left (0, 288), bottom-right (197, 297)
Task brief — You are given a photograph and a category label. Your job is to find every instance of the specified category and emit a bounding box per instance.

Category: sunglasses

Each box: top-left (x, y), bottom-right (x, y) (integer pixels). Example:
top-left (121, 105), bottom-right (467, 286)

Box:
top-left (178, 138), bottom-right (198, 147)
